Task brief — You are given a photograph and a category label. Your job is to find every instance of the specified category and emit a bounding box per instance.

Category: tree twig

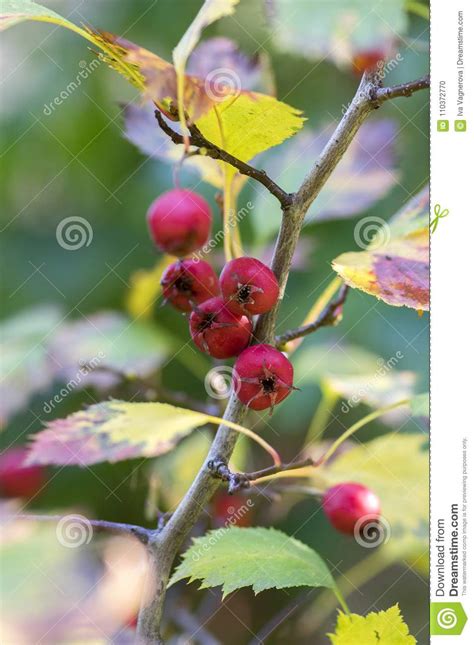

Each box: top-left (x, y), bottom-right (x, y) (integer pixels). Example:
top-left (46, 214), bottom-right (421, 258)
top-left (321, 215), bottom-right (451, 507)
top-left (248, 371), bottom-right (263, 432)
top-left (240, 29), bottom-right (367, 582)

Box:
top-left (136, 71), bottom-right (429, 643)
top-left (275, 284), bottom-right (349, 348)
top-left (13, 514), bottom-right (152, 545)
top-left (372, 74), bottom-right (430, 104)
top-left (155, 110), bottom-right (292, 209)
top-left (207, 457), bottom-right (314, 493)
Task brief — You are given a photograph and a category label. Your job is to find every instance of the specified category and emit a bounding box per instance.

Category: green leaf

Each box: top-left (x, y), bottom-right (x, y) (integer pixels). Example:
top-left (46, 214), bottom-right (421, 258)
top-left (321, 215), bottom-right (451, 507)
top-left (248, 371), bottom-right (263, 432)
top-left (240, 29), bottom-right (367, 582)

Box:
top-left (409, 392), bottom-right (429, 418)
top-left (332, 186), bottom-right (429, 311)
top-left (0, 0), bottom-right (87, 34)
top-left (169, 527), bottom-right (335, 596)
top-left (322, 433), bottom-right (428, 556)
top-left (267, 0), bottom-right (408, 68)
top-left (328, 605), bottom-right (416, 644)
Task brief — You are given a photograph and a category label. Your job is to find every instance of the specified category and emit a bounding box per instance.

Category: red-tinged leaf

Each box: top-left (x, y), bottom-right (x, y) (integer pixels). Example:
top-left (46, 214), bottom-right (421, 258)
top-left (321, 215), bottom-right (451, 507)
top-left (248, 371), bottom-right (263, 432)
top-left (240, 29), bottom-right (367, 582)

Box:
top-left (332, 186), bottom-right (429, 311)
top-left (27, 401), bottom-right (214, 466)
top-left (26, 401), bottom-right (277, 467)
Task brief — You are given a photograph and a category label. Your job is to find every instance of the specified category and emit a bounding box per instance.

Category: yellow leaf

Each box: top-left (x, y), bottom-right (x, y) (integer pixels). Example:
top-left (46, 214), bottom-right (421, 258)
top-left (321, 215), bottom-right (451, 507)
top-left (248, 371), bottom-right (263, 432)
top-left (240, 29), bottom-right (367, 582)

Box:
top-left (125, 256), bottom-right (175, 320)
top-left (328, 605), bottom-right (416, 644)
top-left (196, 93), bottom-right (304, 167)
top-left (172, 0), bottom-right (240, 137)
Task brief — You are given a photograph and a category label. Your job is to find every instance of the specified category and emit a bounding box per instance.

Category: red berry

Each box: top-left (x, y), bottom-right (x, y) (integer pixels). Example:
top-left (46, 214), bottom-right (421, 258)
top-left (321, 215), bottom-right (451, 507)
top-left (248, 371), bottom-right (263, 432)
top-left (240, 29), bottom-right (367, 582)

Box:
top-left (352, 49), bottom-right (385, 74)
top-left (0, 447), bottom-right (45, 499)
top-left (233, 344), bottom-right (295, 411)
top-left (147, 189), bottom-right (212, 256)
top-left (322, 482), bottom-right (381, 535)
top-left (161, 259), bottom-right (219, 312)
top-left (212, 491), bottom-right (252, 528)
top-left (189, 297), bottom-right (252, 359)
top-left (219, 257), bottom-right (279, 316)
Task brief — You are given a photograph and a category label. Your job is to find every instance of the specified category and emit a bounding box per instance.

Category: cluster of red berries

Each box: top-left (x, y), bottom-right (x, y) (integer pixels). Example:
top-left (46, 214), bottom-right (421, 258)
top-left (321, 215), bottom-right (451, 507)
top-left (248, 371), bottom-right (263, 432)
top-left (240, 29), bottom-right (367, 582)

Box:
top-left (147, 188), bottom-right (294, 411)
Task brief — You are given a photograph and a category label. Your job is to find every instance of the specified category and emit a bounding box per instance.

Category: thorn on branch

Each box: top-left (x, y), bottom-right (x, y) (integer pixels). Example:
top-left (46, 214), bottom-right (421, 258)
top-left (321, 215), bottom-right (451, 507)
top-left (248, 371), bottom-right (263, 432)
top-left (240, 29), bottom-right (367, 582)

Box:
top-left (154, 109), bottom-right (293, 210)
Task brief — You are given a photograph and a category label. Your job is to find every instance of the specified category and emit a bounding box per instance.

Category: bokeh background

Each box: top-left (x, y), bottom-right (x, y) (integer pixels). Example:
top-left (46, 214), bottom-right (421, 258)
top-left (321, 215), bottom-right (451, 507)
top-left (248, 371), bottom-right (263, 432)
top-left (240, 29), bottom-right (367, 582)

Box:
top-left (1, 1), bottom-right (429, 643)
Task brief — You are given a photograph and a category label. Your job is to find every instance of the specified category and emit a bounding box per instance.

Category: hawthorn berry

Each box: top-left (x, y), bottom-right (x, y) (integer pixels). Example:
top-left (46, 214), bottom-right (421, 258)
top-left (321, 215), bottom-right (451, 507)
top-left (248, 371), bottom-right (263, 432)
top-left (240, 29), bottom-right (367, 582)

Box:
top-left (147, 188), bottom-right (212, 256)
top-left (189, 297), bottom-right (252, 359)
top-left (0, 447), bottom-right (45, 499)
top-left (322, 482), bottom-right (381, 535)
top-left (161, 259), bottom-right (219, 312)
top-left (352, 48), bottom-right (385, 74)
top-left (212, 491), bottom-right (252, 528)
top-left (219, 257), bottom-right (279, 316)
top-left (233, 344), bottom-right (295, 411)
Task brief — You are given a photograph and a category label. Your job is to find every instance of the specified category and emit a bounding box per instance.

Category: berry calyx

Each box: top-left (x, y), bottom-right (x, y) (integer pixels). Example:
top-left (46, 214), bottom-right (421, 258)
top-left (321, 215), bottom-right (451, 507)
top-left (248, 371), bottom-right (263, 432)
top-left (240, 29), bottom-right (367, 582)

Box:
top-left (219, 257), bottom-right (279, 316)
top-left (161, 259), bottom-right (219, 312)
top-left (233, 344), bottom-right (295, 411)
top-left (147, 188), bottom-right (212, 256)
top-left (322, 482), bottom-right (381, 535)
top-left (0, 447), bottom-right (45, 499)
top-left (189, 297), bottom-right (252, 359)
